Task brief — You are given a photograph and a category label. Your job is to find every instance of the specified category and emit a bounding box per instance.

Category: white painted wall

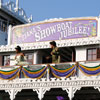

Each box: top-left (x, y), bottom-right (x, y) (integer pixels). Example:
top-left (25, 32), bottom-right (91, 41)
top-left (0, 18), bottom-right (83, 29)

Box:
top-left (75, 45), bottom-right (100, 62)
top-left (10, 54), bottom-right (17, 66)
top-left (75, 47), bottom-right (87, 62)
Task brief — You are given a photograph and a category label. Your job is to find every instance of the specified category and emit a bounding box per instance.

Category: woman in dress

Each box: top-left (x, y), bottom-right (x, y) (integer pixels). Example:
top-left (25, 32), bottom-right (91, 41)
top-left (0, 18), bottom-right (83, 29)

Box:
top-left (15, 46), bottom-right (29, 65)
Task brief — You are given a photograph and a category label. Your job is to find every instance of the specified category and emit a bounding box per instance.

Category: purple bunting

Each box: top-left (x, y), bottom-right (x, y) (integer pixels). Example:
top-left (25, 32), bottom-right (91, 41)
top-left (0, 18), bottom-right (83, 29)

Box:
top-left (50, 66), bottom-right (75, 77)
top-left (22, 67), bottom-right (47, 78)
top-left (79, 65), bottom-right (100, 75)
top-left (0, 69), bottom-right (19, 79)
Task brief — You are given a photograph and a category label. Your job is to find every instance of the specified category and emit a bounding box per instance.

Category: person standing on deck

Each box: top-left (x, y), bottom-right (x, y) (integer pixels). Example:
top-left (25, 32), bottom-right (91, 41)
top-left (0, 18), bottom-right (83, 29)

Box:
top-left (15, 46), bottom-right (29, 65)
top-left (46, 41), bottom-right (60, 63)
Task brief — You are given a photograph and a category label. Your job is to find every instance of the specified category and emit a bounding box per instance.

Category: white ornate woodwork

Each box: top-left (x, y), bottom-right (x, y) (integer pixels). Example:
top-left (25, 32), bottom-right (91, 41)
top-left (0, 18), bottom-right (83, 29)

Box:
top-left (0, 36), bottom-right (100, 52)
top-left (62, 87), bottom-right (81, 100)
top-left (94, 87), bottom-right (100, 92)
top-left (33, 88), bottom-right (51, 100)
top-left (0, 0), bottom-right (32, 23)
top-left (5, 89), bottom-right (22, 100)
top-left (0, 1), bottom-right (100, 100)
top-left (0, 77), bottom-right (99, 100)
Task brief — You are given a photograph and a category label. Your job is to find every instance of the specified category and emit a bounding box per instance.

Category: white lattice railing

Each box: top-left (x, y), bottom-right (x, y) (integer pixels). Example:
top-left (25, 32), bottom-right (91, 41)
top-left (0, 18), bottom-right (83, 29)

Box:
top-left (0, 61), bottom-right (100, 100)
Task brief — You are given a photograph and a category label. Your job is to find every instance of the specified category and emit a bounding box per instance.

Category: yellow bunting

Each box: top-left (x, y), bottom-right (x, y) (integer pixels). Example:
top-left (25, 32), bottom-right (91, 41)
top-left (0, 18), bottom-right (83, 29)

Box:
top-left (79, 66), bottom-right (100, 76)
top-left (0, 68), bottom-right (19, 75)
top-left (23, 67), bottom-right (47, 74)
top-left (22, 69), bottom-right (47, 79)
top-left (0, 70), bottom-right (20, 80)
top-left (50, 65), bottom-right (75, 73)
top-left (79, 64), bottom-right (100, 71)
top-left (51, 69), bottom-right (75, 79)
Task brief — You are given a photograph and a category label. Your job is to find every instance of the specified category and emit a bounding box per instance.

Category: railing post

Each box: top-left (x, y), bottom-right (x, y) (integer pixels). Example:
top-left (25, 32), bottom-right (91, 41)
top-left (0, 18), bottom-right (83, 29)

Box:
top-left (19, 66), bottom-right (23, 78)
top-left (5, 90), bottom-right (15, 100)
top-left (75, 62), bottom-right (79, 77)
top-left (16, 0), bottom-right (19, 11)
top-left (10, 90), bottom-right (14, 100)
top-left (5, 89), bottom-right (22, 100)
top-left (47, 64), bottom-right (50, 81)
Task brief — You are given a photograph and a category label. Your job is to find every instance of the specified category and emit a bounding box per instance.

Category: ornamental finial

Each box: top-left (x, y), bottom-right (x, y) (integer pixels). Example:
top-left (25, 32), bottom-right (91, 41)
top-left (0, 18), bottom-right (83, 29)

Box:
top-left (16, 0), bottom-right (19, 11)
top-left (0, 0), bottom-right (3, 6)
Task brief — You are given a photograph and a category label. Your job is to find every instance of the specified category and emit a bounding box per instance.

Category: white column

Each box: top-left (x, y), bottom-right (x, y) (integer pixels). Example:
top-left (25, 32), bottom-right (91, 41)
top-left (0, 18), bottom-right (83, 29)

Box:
top-left (62, 87), bottom-right (81, 100)
top-left (68, 87), bottom-right (73, 100)
top-left (8, 25), bottom-right (12, 45)
top-left (98, 16), bottom-right (100, 37)
top-left (62, 87), bottom-right (73, 100)
top-left (33, 88), bottom-right (51, 100)
top-left (10, 90), bottom-right (15, 100)
top-left (33, 88), bottom-right (43, 100)
top-left (5, 89), bottom-right (15, 100)
top-left (16, 0), bottom-right (19, 11)
top-left (38, 88), bottom-right (43, 100)
top-left (0, 0), bottom-right (3, 7)
top-left (34, 51), bottom-right (38, 64)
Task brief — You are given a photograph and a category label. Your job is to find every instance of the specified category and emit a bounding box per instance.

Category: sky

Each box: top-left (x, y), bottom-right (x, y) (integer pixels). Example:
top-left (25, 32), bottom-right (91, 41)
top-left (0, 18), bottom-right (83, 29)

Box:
top-left (4, 0), bottom-right (100, 22)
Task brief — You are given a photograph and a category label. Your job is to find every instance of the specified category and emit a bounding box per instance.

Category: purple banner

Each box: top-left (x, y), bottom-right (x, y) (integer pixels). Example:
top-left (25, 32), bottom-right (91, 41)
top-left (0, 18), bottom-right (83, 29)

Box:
top-left (11, 19), bottom-right (97, 44)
